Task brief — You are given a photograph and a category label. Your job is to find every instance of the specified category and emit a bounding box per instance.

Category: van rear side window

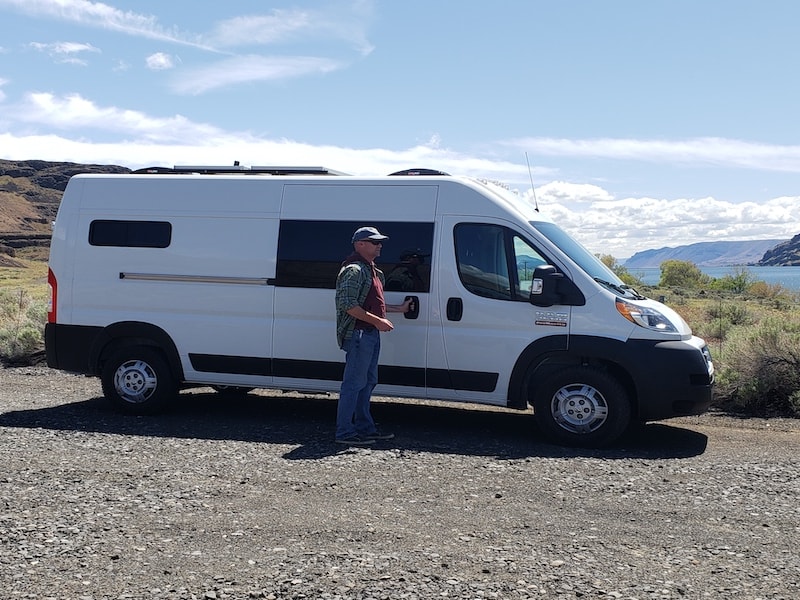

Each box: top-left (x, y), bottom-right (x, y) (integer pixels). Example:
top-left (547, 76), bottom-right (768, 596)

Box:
top-left (276, 220), bottom-right (434, 290)
top-left (89, 220), bottom-right (172, 248)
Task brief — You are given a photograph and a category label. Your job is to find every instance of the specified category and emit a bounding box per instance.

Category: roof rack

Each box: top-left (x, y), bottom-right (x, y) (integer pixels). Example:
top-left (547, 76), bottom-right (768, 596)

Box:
top-left (131, 165), bottom-right (348, 176)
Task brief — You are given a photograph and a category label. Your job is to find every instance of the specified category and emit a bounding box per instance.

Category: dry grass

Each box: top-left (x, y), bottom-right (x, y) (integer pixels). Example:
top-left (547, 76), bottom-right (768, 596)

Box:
top-left (0, 259), bottom-right (48, 300)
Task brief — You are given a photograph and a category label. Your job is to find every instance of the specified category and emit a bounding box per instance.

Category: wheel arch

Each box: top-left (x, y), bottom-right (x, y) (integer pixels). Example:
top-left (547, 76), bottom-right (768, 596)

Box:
top-left (89, 321), bottom-right (184, 382)
top-left (508, 335), bottom-right (639, 419)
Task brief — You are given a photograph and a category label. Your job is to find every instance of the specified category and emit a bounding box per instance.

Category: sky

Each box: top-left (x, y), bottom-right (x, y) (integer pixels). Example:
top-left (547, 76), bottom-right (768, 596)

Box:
top-left (1, 0), bottom-right (799, 258)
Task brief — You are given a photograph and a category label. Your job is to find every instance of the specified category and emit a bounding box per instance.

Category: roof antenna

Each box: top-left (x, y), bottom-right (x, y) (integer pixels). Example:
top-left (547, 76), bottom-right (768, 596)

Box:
top-left (525, 152), bottom-right (540, 212)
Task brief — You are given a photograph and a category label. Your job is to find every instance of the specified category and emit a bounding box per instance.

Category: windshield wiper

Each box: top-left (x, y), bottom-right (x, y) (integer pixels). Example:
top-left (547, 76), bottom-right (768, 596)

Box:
top-left (620, 284), bottom-right (646, 300)
top-left (594, 277), bottom-right (645, 300)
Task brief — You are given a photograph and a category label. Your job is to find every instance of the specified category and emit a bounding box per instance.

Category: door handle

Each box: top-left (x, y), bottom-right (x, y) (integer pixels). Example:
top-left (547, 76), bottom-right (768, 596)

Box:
top-left (404, 295), bottom-right (419, 319)
top-left (446, 297), bottom-right (463, 321)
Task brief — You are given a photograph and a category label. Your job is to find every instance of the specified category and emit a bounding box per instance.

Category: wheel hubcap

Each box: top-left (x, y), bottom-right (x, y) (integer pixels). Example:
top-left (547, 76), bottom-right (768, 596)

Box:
top-left (551, 383), bottom-right (609, 433)
top-left (114, 359), bottom-right (157, 403)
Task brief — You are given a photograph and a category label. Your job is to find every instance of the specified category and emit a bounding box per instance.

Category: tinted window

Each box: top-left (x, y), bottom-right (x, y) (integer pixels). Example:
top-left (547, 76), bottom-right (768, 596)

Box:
top-left (89, 220), bottom-right (171, 248)
top-left (277, 220), bottom-right (435, 290)
top-left (455, 224), bottom-right (512, 300)
top-left (455, 223), bottom-right (551, 301)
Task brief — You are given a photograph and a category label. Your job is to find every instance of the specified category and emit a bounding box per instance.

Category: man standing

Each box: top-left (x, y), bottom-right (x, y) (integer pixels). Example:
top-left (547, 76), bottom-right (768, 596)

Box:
top-left (335, 226), bottom-right (411, 445)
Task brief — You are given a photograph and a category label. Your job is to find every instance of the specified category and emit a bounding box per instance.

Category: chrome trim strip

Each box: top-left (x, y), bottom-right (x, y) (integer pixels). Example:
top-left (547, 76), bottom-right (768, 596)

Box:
top-left (120, 272), bottom-right (269, 285)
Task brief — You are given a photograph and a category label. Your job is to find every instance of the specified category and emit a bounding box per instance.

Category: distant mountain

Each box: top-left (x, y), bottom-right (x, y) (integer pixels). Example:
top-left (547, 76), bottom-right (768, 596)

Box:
top-left (759, 234), bottom-right (800, 266)
top-left (624, 239), bottom-right (787, 268)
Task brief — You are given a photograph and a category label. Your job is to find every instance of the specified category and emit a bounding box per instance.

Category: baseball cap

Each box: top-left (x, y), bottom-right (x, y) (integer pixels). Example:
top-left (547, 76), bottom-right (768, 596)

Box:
top-left (352, 226), bottom-right (389, 243)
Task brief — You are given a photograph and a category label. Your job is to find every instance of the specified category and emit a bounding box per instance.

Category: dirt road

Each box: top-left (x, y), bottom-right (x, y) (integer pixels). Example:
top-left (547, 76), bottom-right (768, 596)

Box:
top-left (1, 366), bottom-right (798, 599)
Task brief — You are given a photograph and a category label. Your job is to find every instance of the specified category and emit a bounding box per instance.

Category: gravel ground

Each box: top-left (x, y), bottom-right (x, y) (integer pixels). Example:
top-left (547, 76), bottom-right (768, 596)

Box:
top-left (1, 366), bottom-right (799, 600)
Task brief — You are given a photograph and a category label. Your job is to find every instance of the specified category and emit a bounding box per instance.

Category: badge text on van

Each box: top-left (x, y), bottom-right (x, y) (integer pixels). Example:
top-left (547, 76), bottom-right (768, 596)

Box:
top-left (535, 311), bottom-right (568, 327)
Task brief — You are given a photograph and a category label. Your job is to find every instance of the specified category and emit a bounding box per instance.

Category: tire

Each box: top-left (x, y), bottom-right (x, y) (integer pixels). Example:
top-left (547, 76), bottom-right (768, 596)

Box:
top-left (533, 366), bottom-right (631, 448)
top-left (100, 346), bottom-right (176, 414)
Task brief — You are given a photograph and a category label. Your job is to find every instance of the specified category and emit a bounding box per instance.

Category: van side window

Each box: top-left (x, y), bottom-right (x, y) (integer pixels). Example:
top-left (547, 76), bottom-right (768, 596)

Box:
top-left (276, 220), bottom-right (435, 290)
top-left (89, 220), bottom-right (171, 248)
top-left (455, 224), bottom-right (550, 301)
top-left (455, 224), bottom-right (512, 300)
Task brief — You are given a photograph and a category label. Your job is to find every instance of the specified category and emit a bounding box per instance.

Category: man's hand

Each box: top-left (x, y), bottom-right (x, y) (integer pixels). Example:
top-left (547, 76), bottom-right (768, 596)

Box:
top-left (375, 317), bottom-right (394, 332)
top-left (387, 299), bottom-right (413, 314)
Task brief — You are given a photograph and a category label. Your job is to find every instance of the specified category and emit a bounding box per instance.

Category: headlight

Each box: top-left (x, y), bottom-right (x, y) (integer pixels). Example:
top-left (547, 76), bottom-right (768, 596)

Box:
top-left (615, 299), bottom-right (678, 333)
top-left (702, 345), bottom-right (715, 377)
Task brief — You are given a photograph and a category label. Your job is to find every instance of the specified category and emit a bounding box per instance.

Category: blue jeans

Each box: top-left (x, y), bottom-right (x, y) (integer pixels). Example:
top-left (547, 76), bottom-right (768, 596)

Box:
top-left (336, 328), bottom-right (380, 439)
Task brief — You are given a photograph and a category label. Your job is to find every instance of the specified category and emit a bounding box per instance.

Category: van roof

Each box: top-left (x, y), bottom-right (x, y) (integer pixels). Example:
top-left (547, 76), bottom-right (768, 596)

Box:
top-left (130, 165), bottom-right (453, 177)
top-left (131, 165), bottom-right (349, 176)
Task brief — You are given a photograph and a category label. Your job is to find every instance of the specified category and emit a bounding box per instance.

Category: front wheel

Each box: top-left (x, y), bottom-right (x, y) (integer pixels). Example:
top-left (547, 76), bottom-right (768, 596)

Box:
top-left (533, 366), bottom-right (631, 447)
top-left (101, 346), bottom-right (176, 414)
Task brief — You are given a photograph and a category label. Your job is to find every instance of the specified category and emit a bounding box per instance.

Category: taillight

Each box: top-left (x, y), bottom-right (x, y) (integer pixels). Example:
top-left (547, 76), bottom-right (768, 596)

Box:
top-left (47, 267), bottom-right (57, 323)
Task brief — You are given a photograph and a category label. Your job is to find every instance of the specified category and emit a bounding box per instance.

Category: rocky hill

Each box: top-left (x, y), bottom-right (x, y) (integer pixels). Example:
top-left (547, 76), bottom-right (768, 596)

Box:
top-left (758, 233), bottom-right (800, 266)
top-left (623, 239), bottom-right (788, 268)
top-left (0, 159), bottom-right (129, 264)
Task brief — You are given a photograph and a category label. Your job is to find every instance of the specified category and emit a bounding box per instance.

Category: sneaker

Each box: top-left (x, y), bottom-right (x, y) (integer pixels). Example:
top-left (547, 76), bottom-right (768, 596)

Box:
top-left (335, 435), bottom-right (375, 446)
top-left (364, 429), bottom-right (395, 440)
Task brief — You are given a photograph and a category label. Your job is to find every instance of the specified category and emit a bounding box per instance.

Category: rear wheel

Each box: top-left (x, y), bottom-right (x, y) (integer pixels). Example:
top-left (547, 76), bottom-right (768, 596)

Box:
top-left (101, 346), bottom-right (176, 414)
top-left (533, 366), bottom-right (631, 447)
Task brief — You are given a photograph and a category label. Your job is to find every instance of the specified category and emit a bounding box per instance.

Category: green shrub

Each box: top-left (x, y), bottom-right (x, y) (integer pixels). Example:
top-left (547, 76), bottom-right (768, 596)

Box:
top-left (708, 267), bottom-right (755, 294)
top-left (0, 288), bottom-right (46, 361)
top-left (747, 281), bottom-right (797, 309)
top-left (659, 260), bottom-right (711, 288)
top-left (706, 302), bottom-right (751, 326)
top-left (715, 316), bottom-right (800, 417)
top-left (695, 316), bottom-right (733, 343)
top-left (790, 391), bottom-right (800, 416)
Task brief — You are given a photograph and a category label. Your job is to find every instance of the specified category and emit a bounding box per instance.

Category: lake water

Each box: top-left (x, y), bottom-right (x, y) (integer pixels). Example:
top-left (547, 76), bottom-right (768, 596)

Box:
top-left (629, 266), bottom-right (800, 291)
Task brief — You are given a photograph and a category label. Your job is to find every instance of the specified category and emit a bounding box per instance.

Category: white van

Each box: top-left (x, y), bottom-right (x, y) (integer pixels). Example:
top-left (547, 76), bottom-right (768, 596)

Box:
top-left (45, 166), bottom-right (714, 446)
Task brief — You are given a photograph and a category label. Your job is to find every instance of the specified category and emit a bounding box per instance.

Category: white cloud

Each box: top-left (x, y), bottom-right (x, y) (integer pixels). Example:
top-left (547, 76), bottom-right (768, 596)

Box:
top-left (0, 78), bottom-right (6, 102)
top-left (0, 0), bottom-right (212, 50)
top-left (505, 136), bottom-right (800, 174)
top-left (536, 186), bottom-right (799, 257)
top-left (2, 0), bottom-right (376, 92)
top-left (209, 11), bottom-right (320, 47)
top-left (207, 5), bottom-right (375, 56)
top-left (1, 0), bottom-right (375, 57)
top-left (537, 181), bottom-right (613, 204)
top-left (146, 52), bottom-right (175, 71)
top-left (1, 93), bottom-right (797, 258)
top-left (29, 40), bottom-right (100, 65)
top-left (170, 55), bottom-right (346, 95)
top-left (10, 92), bottom-right (223, 143)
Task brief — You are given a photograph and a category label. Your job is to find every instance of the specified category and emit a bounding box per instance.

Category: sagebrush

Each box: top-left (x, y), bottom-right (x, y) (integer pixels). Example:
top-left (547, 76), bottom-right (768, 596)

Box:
top-left (0, 288), bottom-right (46, 360)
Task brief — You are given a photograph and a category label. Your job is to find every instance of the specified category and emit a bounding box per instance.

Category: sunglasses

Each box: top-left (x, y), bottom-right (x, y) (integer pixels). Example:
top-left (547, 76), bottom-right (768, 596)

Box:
top-left (362, 239), bottom-right (383, 245)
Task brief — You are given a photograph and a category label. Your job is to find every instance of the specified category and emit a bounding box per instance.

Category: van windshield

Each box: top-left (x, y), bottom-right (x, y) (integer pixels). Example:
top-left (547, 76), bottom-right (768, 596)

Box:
top-left (530, 221), bottom-right (644, 299)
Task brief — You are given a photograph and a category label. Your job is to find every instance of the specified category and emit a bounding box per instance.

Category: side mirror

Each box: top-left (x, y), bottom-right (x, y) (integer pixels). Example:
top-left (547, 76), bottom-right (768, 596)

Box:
top-left (529, 265), bottom-right (585, 307)
top-left (529, 265), bottom-right (562, 307)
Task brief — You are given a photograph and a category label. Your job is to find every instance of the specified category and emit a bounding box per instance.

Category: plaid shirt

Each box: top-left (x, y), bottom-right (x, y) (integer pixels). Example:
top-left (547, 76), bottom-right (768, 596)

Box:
top-left (335, 257), bottom-right (385, 349)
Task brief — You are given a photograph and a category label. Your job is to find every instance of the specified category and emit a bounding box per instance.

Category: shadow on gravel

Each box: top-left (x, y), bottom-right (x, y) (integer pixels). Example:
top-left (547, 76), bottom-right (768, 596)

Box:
top-left (0, 390), bottom-right (708, 460)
